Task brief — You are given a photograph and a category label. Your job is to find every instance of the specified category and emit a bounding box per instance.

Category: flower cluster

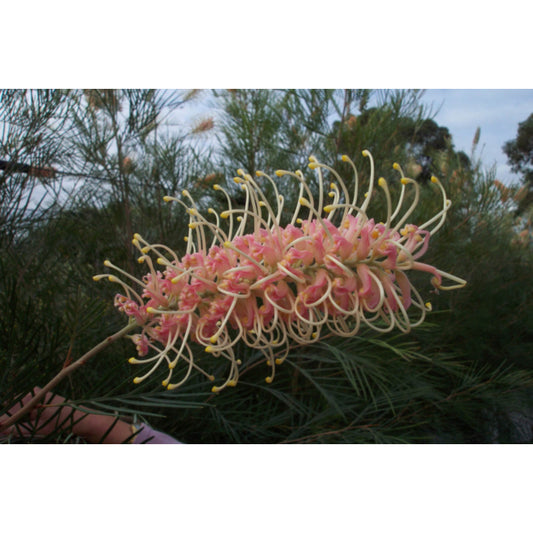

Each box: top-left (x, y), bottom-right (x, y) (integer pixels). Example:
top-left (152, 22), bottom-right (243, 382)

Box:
top-left (95, 151), bottom-right (466, 392)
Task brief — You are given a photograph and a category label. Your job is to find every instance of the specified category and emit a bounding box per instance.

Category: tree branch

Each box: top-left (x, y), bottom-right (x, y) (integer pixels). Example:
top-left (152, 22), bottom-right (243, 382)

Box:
top-left (0, 320), bottom-right (138, 433)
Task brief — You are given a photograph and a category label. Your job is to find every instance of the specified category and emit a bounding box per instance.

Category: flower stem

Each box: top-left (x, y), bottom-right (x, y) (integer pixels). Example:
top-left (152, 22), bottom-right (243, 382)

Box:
top-left (0, 320), bottom-right (138, 433)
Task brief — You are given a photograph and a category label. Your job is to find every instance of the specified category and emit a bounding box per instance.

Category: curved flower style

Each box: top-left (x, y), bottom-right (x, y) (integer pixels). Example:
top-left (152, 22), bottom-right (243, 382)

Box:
top-left (95, 151), bottom-right (466, 392)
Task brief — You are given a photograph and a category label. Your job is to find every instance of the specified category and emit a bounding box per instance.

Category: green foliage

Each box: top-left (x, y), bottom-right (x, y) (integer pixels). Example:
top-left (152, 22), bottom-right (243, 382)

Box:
top-left (1, 89), bottom-right (532, 444)
top-left (503, 112), bottom-right (533, 215)
top-left (503, 112), bottom-right (533, 182)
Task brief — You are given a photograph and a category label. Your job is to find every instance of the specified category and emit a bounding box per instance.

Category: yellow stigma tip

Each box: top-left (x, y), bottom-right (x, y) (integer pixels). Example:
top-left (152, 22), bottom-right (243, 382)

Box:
top-left (275, 170), bottom-right (284, 177)
top-left (323, 205), bottom-right (333, 213)
top-left (137, 257), bottom-right (145, 264)
top-left (265, 377), bottom-right (273, 384)
top-left (237, 169), bottom-right (244, 176)
top-left (205, 346), bottom-right (213, 353)
top-left (362, 150), bottom-right (369, 157)
top-left (393, 163), bottom-right (400, 170)
top-left (162, 380), bottom-right (169, 387)
top-left (431, 176), bottom-right (438, 183)
top-left (223, 241), bottom-right (231, 248)
top-left (133, 377), bottom-right (142, 384)
top-left (128, 357), bottom-right (136, 364)
top-left (275, 358), bottom-right (283, 365)
top-left (104, 260), bottom-right (112, 267)
top-left (210, 335), bottom-right (218, 344)
top-left (211, 386), bottom-right (220, 393)
top-left (163, 196), bottom-right (172, 202)
top-left (425, 302), bottom-right (433, 311)
top-left (378, 178), bottom-right (386, 187)
top-left (308, 162), bottom-right (318, 169)
top-left (255, 171), bottom-right (262, 177)
top-left (401, 177), bottom-right (409, 185)
top-left (108, 275), bottom-right (119, 282)
top-left (146, 307), bottom-right (156, 313)
top-left (213, 184), bottom-right (221, 190)
top-left (228, 380), bottom-right (237, 387)
top-left (220, 211), bottom-right (229, 219)
top-left (341, 155), bottom-right (349, 162)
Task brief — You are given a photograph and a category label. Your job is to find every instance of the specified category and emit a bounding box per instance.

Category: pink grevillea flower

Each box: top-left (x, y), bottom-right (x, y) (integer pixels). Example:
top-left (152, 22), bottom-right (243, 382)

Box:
top-left (94, 151), bottom-right (466, 392)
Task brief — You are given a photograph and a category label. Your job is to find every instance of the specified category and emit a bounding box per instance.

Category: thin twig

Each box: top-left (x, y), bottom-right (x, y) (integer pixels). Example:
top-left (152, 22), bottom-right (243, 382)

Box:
top-left (0, 320), bottom-right (138, 433)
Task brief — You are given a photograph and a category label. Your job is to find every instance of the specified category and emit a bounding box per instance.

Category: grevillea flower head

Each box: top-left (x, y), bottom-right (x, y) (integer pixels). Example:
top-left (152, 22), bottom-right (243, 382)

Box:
top-left (95, 151), bottom-right (466, 392)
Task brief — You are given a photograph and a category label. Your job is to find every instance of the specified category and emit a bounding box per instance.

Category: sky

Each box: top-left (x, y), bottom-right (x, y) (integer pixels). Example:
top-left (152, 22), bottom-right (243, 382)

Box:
top-left (420, 89), bottom-right (533, 185)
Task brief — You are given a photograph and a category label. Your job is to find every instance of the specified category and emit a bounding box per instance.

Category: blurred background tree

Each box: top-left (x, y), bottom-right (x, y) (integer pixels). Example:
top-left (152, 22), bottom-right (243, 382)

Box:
top-left (502, 113), bottom-right (533, 246)
top-left (1, 89), bottom-right (532, 444)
